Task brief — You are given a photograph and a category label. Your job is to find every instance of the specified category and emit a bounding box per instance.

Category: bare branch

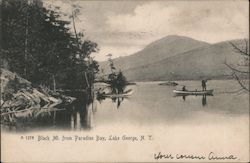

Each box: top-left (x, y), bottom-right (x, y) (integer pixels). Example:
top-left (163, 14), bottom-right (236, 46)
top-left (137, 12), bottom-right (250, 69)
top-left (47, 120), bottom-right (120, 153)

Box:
top-left (226, 41), bottom-right (249, 92)
top-left (224, 60), bottom-right (249, 74)
top-left (229, 41), bottom-right (250, 57)
top-left (224, 61), bottom-right (249, 73)
top-left (232, 72), bottom-right (249, 92)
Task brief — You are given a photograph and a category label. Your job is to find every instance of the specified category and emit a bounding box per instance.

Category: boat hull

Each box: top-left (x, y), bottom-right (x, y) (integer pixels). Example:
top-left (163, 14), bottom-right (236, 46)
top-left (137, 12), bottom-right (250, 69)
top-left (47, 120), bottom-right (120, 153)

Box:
top-left (102, 93), bottom-right (132, 98)
top-left (98, 90), bottom-right (133, 98)
top-left (173, 89), bottom-right (213, 96)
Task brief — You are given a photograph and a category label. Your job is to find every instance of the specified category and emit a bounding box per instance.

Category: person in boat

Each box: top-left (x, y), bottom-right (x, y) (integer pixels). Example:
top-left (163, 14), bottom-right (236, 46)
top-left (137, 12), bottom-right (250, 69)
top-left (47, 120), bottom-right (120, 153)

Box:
top-left (202, 79), bottom-right (207, 91)
top-left (181, 86), bottom-right (187, 101)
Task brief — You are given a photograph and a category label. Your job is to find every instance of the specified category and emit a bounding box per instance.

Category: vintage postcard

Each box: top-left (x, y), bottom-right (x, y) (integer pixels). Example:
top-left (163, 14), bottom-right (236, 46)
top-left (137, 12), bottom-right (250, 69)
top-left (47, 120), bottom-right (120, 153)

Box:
top-left (1, 0), bottom-right (249, 162)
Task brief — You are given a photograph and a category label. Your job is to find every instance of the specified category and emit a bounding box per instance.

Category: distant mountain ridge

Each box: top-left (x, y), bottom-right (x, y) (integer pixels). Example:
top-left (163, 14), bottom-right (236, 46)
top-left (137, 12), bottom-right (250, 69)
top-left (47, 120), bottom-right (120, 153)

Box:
top-left (99, 35), bottom-right (245, 81)
top-left (99, 35), bottom-right (210, 72)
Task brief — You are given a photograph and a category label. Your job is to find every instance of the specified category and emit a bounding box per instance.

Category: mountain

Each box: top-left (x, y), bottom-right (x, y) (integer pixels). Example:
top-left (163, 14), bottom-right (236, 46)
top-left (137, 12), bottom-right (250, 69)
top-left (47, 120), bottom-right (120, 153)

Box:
top-left (99, 35), bottom-right (246, 81)
top-left (123, 40), bottom-right (245, 81)
top-left (99, 35), bottom-right (209, 73)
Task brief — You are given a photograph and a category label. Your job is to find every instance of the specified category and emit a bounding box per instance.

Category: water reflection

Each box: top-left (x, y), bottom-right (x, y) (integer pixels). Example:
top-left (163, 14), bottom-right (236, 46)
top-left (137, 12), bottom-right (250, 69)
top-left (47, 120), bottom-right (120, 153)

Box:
top-left (177, 95), bottom-right (210, 107)
top-left (96, 93), bottom-right (125, 109)
top-left (202, 95), bottom-right (207, 106)
top-left (111, 97), bottom-right (124, 108)
top-left (1, 91), bottom-right (96, 132)
top-left (70, 102), bottom-right (94, 130)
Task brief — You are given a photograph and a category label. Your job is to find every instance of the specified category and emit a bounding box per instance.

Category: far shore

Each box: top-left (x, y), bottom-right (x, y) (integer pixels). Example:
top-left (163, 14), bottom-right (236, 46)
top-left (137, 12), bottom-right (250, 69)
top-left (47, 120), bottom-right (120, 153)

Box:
top-left (131, 78), bottom-right (249, 83)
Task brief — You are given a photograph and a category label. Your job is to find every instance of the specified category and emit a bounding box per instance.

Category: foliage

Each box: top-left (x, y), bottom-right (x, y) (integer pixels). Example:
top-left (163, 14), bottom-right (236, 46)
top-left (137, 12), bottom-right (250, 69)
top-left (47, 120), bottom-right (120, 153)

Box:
top-left (108, 71), bottom-right (127, 93)
top-left (2, 76), bottom-right (19, 101)
top-left (2, 75), bottom-right (29, 102)
top-left (106, 54), bottom-right (127, 93)
top-left (1, 0), bottom-right (99, 90)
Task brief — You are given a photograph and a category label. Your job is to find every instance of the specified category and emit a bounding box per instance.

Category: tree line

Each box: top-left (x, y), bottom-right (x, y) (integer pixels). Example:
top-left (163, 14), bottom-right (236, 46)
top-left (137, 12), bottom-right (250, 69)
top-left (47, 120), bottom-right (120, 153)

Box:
top-left (1, 0), bottom-right (99, 91)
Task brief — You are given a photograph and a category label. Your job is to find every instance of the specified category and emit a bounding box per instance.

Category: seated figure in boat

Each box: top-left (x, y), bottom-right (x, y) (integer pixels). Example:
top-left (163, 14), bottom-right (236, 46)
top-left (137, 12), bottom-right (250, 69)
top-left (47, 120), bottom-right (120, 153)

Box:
top-left (182, 86), bottom-right (186, 91)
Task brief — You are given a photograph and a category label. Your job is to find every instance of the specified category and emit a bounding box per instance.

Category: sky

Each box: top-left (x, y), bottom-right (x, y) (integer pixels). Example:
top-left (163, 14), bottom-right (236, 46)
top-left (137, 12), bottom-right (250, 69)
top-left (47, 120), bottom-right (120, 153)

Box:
top-left (44, 0), bottom-right (249, 61)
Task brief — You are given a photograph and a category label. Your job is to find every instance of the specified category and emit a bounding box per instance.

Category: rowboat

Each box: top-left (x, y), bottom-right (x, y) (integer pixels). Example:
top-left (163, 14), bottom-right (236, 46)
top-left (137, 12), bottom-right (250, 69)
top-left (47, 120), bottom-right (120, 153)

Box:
top-left (173, 89), bottom-right (213, 96)
top-left (159, 81), bottom-right (178, 86)
top-left (99, 89), bottom-right (133, 98)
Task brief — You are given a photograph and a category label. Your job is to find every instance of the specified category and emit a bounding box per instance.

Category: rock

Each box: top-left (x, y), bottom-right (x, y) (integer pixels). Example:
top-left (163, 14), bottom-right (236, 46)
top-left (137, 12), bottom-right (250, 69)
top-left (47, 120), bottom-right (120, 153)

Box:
top-left (1, 68), bottom-right (75, 122)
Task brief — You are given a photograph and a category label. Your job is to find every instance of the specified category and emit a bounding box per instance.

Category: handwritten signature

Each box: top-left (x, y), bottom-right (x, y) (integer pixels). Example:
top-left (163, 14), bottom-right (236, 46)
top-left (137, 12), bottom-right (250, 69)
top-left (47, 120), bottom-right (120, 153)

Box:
top-left (154, 152), bottom-right (237, 160)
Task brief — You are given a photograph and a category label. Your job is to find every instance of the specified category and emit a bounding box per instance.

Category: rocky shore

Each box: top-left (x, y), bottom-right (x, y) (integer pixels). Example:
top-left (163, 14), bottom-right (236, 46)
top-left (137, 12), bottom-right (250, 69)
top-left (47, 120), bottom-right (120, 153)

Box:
top-left (0, 68), bottom-right (75, 124)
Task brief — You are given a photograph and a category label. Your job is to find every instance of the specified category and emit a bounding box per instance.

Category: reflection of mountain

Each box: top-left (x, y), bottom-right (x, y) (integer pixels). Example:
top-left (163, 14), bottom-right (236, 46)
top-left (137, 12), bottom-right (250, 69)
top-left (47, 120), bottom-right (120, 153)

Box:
top-left (99, 35), bottom-right (245, 81)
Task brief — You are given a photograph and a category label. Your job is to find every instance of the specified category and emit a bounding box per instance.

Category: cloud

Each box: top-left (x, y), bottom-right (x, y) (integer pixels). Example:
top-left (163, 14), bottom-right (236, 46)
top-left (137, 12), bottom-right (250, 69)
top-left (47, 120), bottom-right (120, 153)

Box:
top-left (106, 1), bottom-right (249, 43)
top-left (107, 2), bottom-right (175, 33)
top-left (43, 1), bottom-right (249, 61)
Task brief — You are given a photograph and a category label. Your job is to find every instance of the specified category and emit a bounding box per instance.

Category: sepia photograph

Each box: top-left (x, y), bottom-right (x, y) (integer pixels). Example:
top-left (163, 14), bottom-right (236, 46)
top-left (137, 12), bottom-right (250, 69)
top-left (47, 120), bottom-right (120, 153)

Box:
top-left (1, 0), bottom-right (249, 162)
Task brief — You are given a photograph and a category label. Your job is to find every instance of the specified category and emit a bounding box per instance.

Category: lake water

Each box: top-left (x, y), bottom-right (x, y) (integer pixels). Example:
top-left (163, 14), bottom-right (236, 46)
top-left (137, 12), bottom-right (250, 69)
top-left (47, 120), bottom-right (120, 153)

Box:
top-left (2, 80), bottom-right (249, 162)
top-left (1, 80), bottom-right (249, 132)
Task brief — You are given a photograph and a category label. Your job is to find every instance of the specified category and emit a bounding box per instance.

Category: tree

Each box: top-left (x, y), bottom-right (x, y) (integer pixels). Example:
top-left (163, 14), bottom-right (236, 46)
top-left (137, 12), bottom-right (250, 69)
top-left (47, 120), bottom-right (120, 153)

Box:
top-left (1, 0), bottom-right (99, 91)
top-left (1, 0), bottom-right (29, 76)
top-left (106, 54), bottom-right (127, 93)
top-left (62, 3), bottom-right (99, 91)
top-left (225, 39), bottom-right (249, 92)
top-left (1, 1), bottom-right (71, 82)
